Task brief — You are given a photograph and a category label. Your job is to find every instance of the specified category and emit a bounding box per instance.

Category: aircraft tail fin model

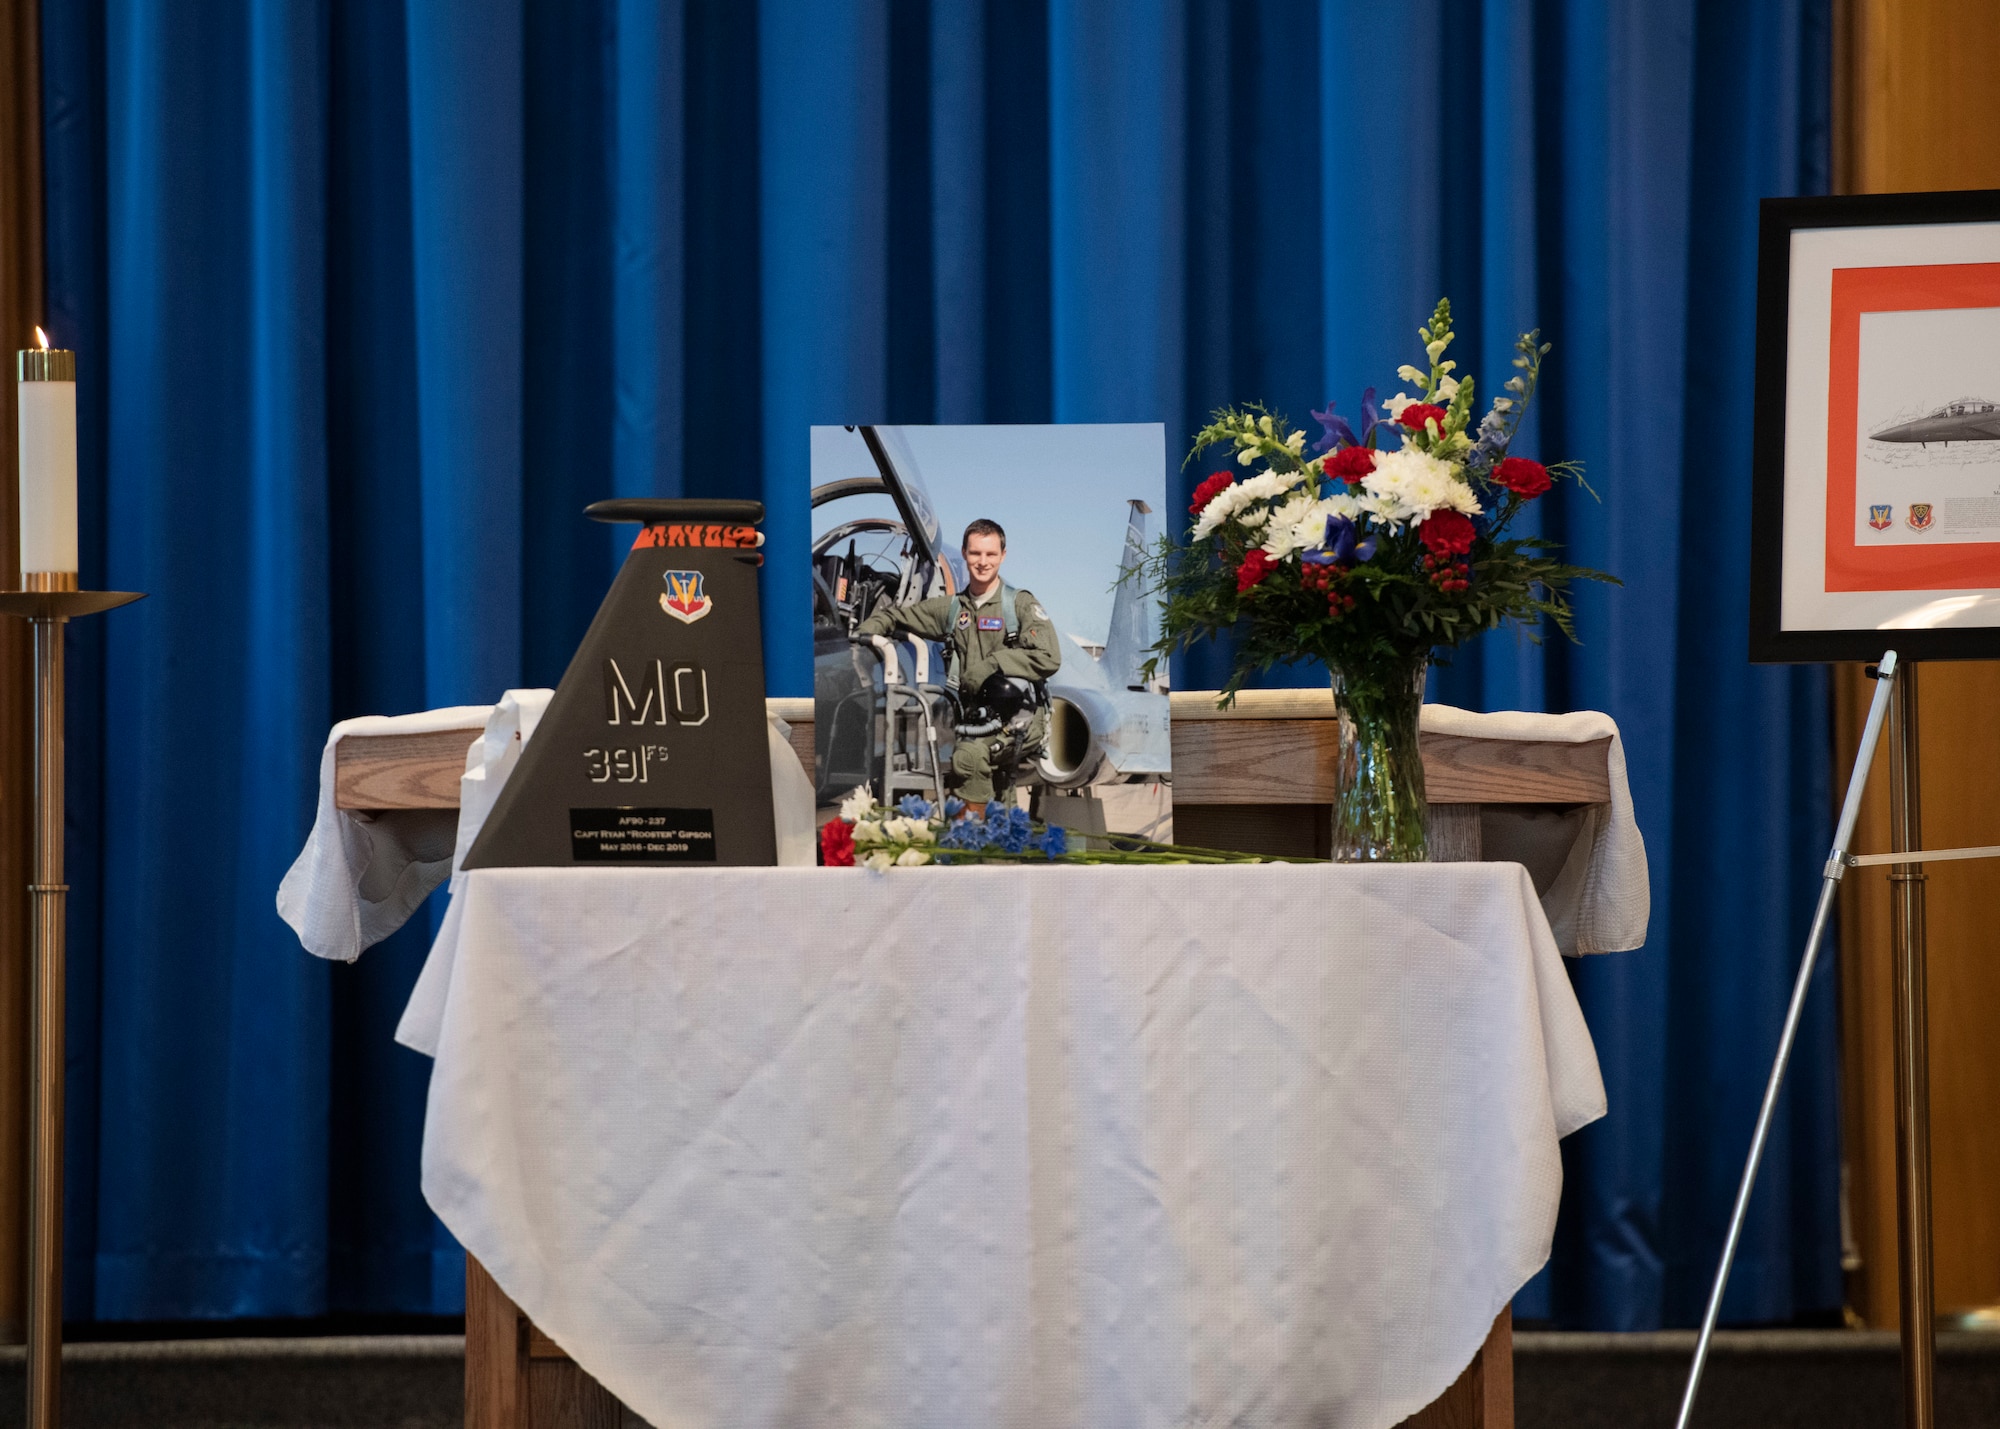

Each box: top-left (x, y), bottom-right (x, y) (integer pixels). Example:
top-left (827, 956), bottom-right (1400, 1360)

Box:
top-left (1098, 500), bottom-right (1157, 693)
top-left (464, 499), bottom-right (777, 869)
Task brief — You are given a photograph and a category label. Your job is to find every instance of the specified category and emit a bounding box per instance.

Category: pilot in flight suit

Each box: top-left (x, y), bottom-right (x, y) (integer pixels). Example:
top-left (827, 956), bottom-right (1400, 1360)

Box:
top-left (854, 519), bottom-right (1063, 805)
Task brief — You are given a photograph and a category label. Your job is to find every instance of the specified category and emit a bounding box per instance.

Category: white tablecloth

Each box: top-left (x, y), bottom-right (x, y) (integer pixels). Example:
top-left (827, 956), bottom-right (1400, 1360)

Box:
top-left (402, 863), bottom-right (1605, 1429)
top-left (1420, 704), bottom-right (1648, 956)
top-left (279, 691), bottom-right (818, 962)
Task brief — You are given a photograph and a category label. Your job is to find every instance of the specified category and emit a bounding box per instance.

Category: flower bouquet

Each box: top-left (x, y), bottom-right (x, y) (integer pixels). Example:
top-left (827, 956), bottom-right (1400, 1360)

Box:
top-left (818, 792), bottom-right (1301, 867)
top-left (1147, 299), bottom-right (1616, 862)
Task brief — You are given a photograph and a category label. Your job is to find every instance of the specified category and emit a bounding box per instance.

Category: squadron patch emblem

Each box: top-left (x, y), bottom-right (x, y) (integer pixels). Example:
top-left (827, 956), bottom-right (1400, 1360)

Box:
top-left (659, 569), bottom-right (714, 623)
top-left (1907, 503), bottom-right (1935, 532)
top-left (1032, 604), bottom-right (1049, 620)
top-left (1868, 504), bottom-right (1893, 531)
top-left (956, 611), bottom-right (972, 630)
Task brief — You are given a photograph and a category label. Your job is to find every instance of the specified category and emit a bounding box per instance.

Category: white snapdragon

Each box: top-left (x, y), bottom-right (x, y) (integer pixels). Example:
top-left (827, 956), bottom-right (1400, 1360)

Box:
top-left (1360, 447), bottom-right (1482, 529)
top-left (895, 848), bottom-right (932, 867)
top-left (852, 819), bottom-right (885, 845)
top-left (863, 850), bottom-right (894, 870)
top-left (1382, 391), bottom-right (1418, 421)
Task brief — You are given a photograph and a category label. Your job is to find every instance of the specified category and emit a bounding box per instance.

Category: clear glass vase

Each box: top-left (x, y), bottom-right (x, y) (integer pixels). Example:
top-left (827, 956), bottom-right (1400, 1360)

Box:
top-left (1330, 653), bottom-right (1430, 862)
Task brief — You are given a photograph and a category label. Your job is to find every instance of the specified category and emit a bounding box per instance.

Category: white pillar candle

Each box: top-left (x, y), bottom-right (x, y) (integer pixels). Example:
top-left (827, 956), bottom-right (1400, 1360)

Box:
top-left (16, 329), bottom-right (78, 587)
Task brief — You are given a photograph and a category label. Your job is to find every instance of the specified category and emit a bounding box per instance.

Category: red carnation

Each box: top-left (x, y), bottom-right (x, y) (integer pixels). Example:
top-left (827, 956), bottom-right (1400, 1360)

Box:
top-left (1235, 548), bottom-right (1277, 593)
top-left (1399, 403), bottom-right (1448, 433)
top-left (1417, 509), bottom-right (1476, 556)
top-left (819, 818), bottom-right (855, 867)
top-left (1189, 470), bottom-right (1235, 514)
top-left (1323, 446), bottom-right (1375, 484)
top-left (1492, 456), bottom-right (1551, 498)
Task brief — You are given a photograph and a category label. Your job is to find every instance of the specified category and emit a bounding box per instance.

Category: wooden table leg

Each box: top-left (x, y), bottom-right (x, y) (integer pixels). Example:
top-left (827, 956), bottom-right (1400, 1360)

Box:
top-left (466, 1256), bottom-right (530, 1429)
top-left (1398, 1308), bottom-right (1512, 1429)
top-left (467, 1255), bottom-right (625, 1429)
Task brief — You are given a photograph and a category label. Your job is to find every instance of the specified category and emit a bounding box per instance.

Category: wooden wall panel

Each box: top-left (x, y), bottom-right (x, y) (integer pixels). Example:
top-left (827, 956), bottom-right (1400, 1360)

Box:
top-left (0, 0), bottom-right (42, 1346)
top-left (1834, 0), bottom-right (2000, 1329)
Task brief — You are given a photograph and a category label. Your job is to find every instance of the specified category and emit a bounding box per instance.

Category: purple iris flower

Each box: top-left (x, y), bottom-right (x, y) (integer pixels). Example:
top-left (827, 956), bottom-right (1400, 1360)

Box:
top-left (1299, 513), bottom-right (1376, 567)
top-left (1310, 405), bottom-right (1356, 456)
top-left (1309, 387), bottom-right (1381, 456)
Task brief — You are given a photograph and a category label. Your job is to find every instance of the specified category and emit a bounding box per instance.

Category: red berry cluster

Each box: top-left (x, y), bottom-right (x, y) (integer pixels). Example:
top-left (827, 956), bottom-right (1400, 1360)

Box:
top-left (1299, 562), bottom-right (1358, 616)
top-left (1422, 551), bottom-right (1471, 594)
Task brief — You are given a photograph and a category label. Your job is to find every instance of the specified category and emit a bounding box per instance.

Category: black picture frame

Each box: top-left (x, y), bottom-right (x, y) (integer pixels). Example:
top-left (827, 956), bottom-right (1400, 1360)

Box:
top-left (1749, 188), bottom-right (2000, 664)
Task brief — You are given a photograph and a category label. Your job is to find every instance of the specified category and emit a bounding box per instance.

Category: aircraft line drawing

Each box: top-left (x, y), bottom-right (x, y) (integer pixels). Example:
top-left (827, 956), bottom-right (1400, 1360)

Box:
top-left (1870, 397), bottom-right (2000, 446)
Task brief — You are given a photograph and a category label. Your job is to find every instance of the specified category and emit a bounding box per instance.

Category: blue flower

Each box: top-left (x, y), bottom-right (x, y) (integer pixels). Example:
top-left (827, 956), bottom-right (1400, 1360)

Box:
top-left (1033, 825), bottom-right (1068, 859)
top-left (1310, 405), bottom-right (1355, 456)
top-left (1311, 389), bottom-right (1380, 456)
top-left (939, 816), bottom-right (988, 851)
top-left (1300, 513), bottom-right (1376, 568)
top-left (1467, 406), bottom-right (1509, 477)
top-left (896, 795), bottom-right (935, 819)
top-left (943, 796), bottom-right (966, 818)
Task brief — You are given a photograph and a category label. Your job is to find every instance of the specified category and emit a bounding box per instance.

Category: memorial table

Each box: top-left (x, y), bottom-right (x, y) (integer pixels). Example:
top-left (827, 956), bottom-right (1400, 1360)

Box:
top-left (332, 694), bottom-right (1630, 1429)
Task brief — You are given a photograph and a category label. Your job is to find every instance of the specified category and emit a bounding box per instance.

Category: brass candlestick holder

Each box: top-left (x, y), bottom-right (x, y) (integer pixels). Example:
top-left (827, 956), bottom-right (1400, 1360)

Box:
top-left (0, 587), bottom-right (143, 1429)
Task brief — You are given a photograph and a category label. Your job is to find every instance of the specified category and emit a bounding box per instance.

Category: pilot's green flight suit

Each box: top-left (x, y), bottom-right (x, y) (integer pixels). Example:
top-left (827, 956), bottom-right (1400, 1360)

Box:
top-left (855, 583), bottom-right (1063, 802)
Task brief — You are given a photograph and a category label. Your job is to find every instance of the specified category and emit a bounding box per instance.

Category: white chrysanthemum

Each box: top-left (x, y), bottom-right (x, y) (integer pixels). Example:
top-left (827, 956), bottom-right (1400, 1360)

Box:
top-left (1361, 447), bottom-right (1482, 529)
top-left (1190, 483), bottom-right (1244, 539)
top-left (1237, 470), bottom-right (1292, 502)
top-left (1193, 468), bottom-right (1300, 539)
top-left (1261, 492), bottom-right (1366, 560)
top-left (839, 786), bottom-right (873, 821)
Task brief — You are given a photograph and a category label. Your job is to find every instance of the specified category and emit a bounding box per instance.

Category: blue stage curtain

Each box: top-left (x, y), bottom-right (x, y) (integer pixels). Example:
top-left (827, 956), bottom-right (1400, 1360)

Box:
top-left (38, 0), bottom-right (1834, 1326)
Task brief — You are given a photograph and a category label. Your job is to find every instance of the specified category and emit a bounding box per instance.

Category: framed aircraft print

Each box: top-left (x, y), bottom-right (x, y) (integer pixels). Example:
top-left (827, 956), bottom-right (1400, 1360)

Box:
top-left (1750, 188), bottom-right (2000, 662)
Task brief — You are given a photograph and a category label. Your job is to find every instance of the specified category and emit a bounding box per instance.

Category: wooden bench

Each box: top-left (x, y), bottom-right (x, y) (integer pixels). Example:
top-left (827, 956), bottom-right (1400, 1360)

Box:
top-left (337, 692), bottom-right (1612, 1429)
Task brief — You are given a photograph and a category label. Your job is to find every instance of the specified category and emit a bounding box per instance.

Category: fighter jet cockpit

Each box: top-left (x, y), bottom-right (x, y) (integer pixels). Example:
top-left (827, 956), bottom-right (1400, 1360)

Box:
top-left (811, 428), bottom-right (965, 807)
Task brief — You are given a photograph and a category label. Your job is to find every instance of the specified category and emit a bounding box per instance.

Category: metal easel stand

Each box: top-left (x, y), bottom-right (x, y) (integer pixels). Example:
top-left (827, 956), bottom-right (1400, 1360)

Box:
top-left (0, 588), bottom-right (144, 1429)
top-left (1674, 651), bottom-right (1990, 1429)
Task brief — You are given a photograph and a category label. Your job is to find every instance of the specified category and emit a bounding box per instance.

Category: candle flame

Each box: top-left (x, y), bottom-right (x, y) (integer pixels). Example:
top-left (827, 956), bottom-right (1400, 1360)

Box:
top-left (33, 327), bottom-right (49, 349)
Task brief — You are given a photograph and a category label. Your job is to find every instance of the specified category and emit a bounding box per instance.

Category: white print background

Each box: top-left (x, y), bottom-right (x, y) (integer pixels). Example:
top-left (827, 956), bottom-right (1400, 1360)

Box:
top-left (1855, 305), bottom-right (2000, 545)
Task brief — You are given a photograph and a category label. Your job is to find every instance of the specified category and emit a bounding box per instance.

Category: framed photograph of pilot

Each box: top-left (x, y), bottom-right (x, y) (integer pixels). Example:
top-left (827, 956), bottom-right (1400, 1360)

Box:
top-left (1751, 188), bottom-right (2000, 662)
top-left (808, 423), bottom-right (1171, 838)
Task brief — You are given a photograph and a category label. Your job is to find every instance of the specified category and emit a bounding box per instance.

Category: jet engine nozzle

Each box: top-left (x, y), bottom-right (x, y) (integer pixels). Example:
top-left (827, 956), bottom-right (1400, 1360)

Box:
top-left (1037, 693), bottom-right (1107, 788)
